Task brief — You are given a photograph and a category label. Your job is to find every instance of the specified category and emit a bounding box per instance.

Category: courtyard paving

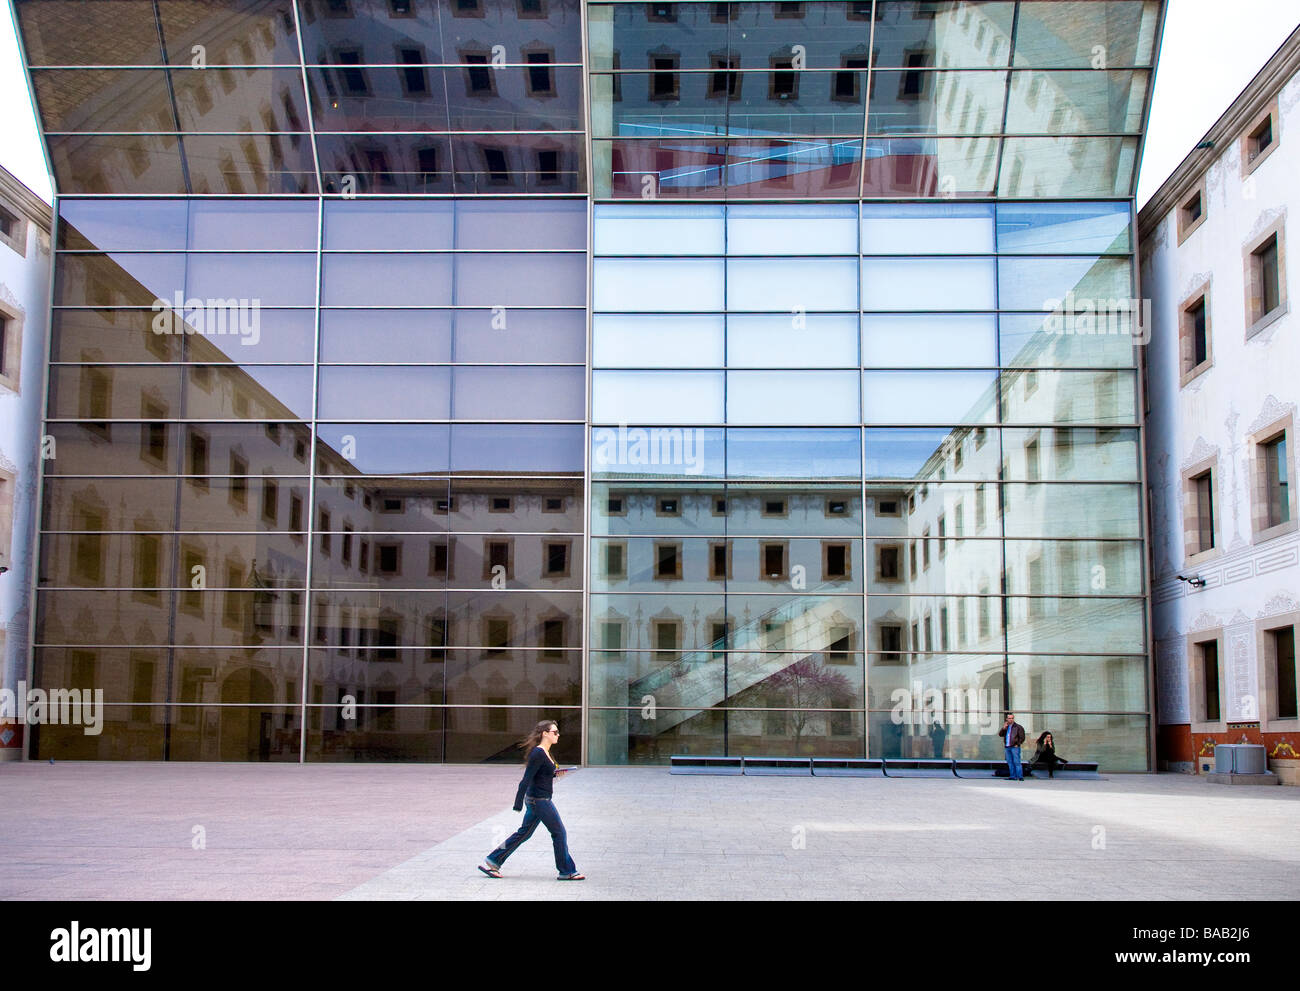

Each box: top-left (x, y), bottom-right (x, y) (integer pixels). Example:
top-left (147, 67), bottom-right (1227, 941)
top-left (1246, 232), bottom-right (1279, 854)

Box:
top-left (1, 762), bottom-right (1296, 900)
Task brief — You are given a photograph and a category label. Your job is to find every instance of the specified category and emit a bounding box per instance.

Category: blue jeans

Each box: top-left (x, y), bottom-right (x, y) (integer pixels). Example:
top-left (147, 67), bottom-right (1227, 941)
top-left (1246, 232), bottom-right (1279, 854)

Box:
top-left (1005, 746), bottom-right (1023, 780)
top-left (487, 798), bottom-right (577, 875)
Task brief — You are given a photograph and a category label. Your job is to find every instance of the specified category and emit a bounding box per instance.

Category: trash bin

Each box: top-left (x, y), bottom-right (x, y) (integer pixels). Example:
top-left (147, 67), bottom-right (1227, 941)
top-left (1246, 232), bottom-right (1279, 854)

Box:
top-left (1234, 744), bottom-right (1267, 774)
top-left (1214, 744), bottom-right (1238, 773)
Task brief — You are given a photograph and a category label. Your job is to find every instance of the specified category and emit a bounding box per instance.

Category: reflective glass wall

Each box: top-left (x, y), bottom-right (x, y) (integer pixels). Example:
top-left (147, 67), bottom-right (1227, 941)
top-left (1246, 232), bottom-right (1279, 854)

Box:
top-left (589, 201), bottom-right (1148, 768)
top-left (17, 0), bottom-right (1161, 768)
top-left (34, 196), bottom-right (586, 762)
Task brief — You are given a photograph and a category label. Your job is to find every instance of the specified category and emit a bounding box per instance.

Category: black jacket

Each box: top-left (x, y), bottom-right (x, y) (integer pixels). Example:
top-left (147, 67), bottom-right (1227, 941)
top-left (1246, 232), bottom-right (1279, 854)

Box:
top-left (513, 746), bottom-right (557, 811)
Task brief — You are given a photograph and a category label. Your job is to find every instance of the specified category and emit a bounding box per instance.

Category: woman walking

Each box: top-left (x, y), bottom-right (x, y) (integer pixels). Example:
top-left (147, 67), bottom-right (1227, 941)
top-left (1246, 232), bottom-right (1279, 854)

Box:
top-left (478, 720), bottom-right (585, 880)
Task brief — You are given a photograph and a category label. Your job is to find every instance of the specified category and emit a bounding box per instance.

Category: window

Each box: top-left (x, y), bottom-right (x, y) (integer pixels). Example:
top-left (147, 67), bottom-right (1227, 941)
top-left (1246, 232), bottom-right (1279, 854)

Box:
top-left (484, 539), bottom-right (513, 580)
top-left (833, 56), bottom-right (869, 103)
top-left (1178, 183), bottom-right (1207, 243)
top-left (342, 526), bottom-right (353, 566)
top-left (937, 514), bottom-right (947, 558)
top-left (1271, 626), bottom-right (1297, 720)
top-left (427, 616), bottom-right (448, 662)
top-left (289, 492), bottom-right (304, 533)
top-left (827, 627), bottom-right (852, 665)
top-left (603, 542), bottom-right (626, 579)
top-left (823, 542), bottom-right (850, 580)
top-left (762, 498), bottom-right (787, 518)
top-left (1261, 434), bottom-right (1291, 529)
top-left (709, 56), bottom-right (741, 100)
top-left (429, 540), bottom-right (449, 576)
top-left (229, 453), bottom-right (248, 510)
top-left (525, 50), bottom-right (555, 96)
top-left (1249, 233), bottom-right (1283, 329)
top-left (261, 479), bottom-right (278, 523)
top-left (1024, 436), bottom-right (1040, 482)
top-left (1189, 469), bottom-right (1216, 555)
top-left (760, 542), bottom-right (787, 580)
top-left (876, 545), bottom-right (900, 581)
top-left (542, 618), bottom-right (566, 659)
top-left (334, 48), bottom-right (370, 96)
top-left (606, 494), bottom-right (625, 516)
top-left (543, 496), bottom-right (565, 513)
top-left (975, 483), bottom-right (987, 531)
top-left (462, 52), bottom-right (496, 95)
top-left (827, 498), bottom-right (847, 517)
top-left (875, 497), bottom-right (900, 517)
top-left (769, 56), bottom-right (798, 100)
top-left (650, 53), bottom-right (680, 101)
top-left (377, 542), bottom-right (401, 575)
top-left (1180, 290), bottom-right (1210, 382)
top-left (1199, 640), bottom-right (1221, 722)
top-left (485, 618), bottom-right (511, 655)
top-left (1242, 105), bottom-right (1278, 175)
top-left (398, 47), bottom-right (429, 96)
top-left (653, 621), bottom-right (680, 653)
top-left (489, 496), bottom-right (513, 513)
top-left (879, 624), bottom-right (903, 663)
top-left (713, 497), bottom-right (728, 516)
top-left (186, 429), bottom-right (209, 488)
top-left (709, 542), bottom-right (729, 581)
top-left (654, 542), bottom-right (682, 580)
top-left (543, 541), bottom-right (570, 578)
top-left (133, 533), bottom-right (160, 595)
top-left (656, 496), bottom-right (679, 516)
top-left (319, 509), bottom-right (331, 557)
top-left (647, 2), bottom-right (677, 23)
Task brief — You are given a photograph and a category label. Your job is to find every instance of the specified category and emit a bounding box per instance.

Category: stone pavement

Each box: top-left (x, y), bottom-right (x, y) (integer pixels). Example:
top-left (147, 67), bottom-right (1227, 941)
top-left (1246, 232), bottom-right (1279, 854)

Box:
top-left (2, 762), bottom-right (1297, 900)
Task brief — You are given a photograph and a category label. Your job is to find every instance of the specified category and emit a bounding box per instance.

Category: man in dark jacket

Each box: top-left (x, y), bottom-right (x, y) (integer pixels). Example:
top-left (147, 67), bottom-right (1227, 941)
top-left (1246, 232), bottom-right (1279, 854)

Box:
top-left (1000, 713), bottom-right (1026, 781)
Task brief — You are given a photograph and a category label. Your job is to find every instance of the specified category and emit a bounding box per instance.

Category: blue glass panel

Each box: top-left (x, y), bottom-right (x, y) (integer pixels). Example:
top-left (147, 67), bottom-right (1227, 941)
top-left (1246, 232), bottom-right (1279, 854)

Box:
top-left (726, 429), bottom-right (861, 479)
top-left (591, 426), bottom-right (725, 478)
top-left (315, 424), bottom-right (451, 475)
top-left (451, 424), bottom-right (584, 473)
top-left (996, 202), bottom-right (1131, 255)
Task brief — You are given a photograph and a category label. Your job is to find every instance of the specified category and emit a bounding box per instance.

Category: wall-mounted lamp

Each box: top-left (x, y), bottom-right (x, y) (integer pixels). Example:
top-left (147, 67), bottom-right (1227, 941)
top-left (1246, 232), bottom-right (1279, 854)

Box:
top-left (1176, 573), bottom-right (1207, 589)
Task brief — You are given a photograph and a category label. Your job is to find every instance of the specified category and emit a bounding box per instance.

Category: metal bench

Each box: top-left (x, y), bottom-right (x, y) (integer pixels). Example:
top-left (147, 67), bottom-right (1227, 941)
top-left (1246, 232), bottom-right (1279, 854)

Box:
top-left (670, 754), bottom-right (1101, 779)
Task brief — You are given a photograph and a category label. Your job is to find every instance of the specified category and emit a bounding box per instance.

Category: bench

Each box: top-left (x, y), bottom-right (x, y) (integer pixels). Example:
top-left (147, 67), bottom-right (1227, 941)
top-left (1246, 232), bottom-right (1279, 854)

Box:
top-left (670, 755), bottom-right (1101, 779)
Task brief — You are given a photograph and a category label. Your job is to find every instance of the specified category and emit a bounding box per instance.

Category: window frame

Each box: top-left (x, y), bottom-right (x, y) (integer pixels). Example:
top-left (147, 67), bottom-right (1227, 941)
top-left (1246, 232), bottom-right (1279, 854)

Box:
top-left (1243, 218), bottom-right (1287, 339)
top-left (1178, 280), bottom-right (1212, 386)
top-left (1176, 177), bottom-right (1208, 245)
top-left (1256, 614), bottom-right (1299, 732)
top-left (1249, 414), bottom-right (1296, 542)
top-left (1182, 455), bottom-right (1220, 565)
top-left (1188, 630), bottom-right (1226, 732)
top-left (1240, 100), bottom-right (1280, 178)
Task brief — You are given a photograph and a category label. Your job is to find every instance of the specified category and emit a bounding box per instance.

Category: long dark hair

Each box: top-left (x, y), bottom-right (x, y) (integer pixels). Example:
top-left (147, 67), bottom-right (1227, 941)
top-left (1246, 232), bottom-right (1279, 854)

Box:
top-left (1036, 731), bottom-right (1054, 749)
top-left (520, 720), bottom-right (557, 760)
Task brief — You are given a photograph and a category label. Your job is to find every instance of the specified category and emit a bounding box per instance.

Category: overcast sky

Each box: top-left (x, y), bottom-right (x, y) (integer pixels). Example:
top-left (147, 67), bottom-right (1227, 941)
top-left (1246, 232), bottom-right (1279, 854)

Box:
top-left (2, 1), bottom-right (1298, 207)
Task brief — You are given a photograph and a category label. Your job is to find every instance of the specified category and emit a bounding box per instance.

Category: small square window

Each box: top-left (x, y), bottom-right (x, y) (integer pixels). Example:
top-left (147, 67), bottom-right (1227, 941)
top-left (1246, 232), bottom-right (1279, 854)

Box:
top-left (875, 498), bottom-right (899, 517)
top-left (710, 542), bottom-right (729, 581)
top-left (760, 542), bottom-right (787, 580)
top-left (827, 499), bottom-right (848, 516)
top-left (823, 542), bottom-right (850, 580)
top-left (713, 497), bottom-right (728, 516)
top-left (762, 498), bottom-right (788, 517)
top-left (657, 497), bottom-right (679, 516)
top-left (543, 541), bottom-right (570, 577)
top-left (490, 496), bottom-right (514, 513)
top-left (604, 542), bottom-right (626, 579)
top-left (543, 496), bottom-right (565, 513)
top-left (607, 495), bottom-right (626, 515)
top-left (654, 542), bottom-right (682, 580)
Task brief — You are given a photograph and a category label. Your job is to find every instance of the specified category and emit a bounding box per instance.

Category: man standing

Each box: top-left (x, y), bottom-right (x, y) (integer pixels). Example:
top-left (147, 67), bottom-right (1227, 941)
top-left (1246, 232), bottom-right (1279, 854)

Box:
top-left (1001, 712), bottom-right (1025, 781)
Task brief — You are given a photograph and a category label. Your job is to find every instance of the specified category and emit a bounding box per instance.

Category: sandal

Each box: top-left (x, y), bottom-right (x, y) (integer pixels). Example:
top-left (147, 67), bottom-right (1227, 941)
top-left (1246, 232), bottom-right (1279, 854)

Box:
top-left (557, 873), bottom-right (586, 881)
top-left (477, 864), bottom-right (502, 878)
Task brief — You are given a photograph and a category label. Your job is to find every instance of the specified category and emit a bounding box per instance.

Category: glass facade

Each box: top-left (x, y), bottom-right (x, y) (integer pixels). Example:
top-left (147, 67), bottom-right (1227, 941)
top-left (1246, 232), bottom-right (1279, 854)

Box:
top-left (15, 0), bottom-right (1161, 769)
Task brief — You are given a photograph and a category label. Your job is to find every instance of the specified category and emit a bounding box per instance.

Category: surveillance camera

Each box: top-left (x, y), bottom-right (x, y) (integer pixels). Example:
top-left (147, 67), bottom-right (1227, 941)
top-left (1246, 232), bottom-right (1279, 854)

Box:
top-left (1176, 573), bottom-right (1206, 588)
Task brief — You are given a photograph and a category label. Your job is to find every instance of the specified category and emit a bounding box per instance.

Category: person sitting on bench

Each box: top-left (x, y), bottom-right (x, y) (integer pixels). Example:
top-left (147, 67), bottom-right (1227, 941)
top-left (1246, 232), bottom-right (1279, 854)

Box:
top-left (1026, 731), bottom-right (1068, 778)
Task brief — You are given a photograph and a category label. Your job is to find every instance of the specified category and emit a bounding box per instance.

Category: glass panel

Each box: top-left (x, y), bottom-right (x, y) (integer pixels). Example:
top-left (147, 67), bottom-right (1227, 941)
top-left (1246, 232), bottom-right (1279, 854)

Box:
top-left (863, 371), bottom-right (998, 424)
top-left (56, 252), bottom-right (187, 307)
top-left (452, 367), bottom-right (586, 420)
top-left (32, 70), bottom-right (174, 131)
top-left (871, 2), bottom-right (1016, 69)
top-left (587, 707), bottom-right (723, 765)
top-left (728, 314), bottom-right (858, 368)
top-left (312, 477), bottom-right (450, 534)
top-left (1005, 70), bottom-right (1148, 134)
top-left (1005, 597), bottom-right (1144, 654)
top-left (861, 136), bottom-right (1001, 197)
top-left (1000, 428), bottom-right (1140, 481)
top-left (304, 65), bottom-right (451, 132)
top-left (182, 133), bottom-right (317, 195)
top-left (318, 367), bottom-right (452, 420)
top-left (862, 314), bottom-right (997, 368)
top-left (998, 256), bottom-right (1131, 312)
top-left (452, 254), bottom-right (586, 306)
top-left (1007, 655), bottom-right (1148, 713)
top-left (868, 71), bottom-right (1008, 135)
top-left (1001, 484), bottom-right (1142, 538)
top-left (591, 429), bottom-right (727, 478)
top-left (998, 136), bottom-right (1138, 198)
top-left (170, 68), bottom-right (311, 131)
top-left (453, 308), bottom-right (587, 363)
top-left (314, 134), bottom-right (456, 196)
top-left (186, 253), bottom-right (318, 307)
top-left (178, 477), bottom-right (310, 529)
top-left (48, 134), bottom-right (188, 195)
top-left (996, 201), bottom-right (1131, 255)
top-left (321, 254), bottom-right (453, 307)
top-left (1013, 1), bottom-right (1160, 68)
top-left (320, 310), bottom-right (452, 364)
top-left (727, 258), bottom-right (858, 312)
top-left (593, 314), bottom-right (725, 369)
top-left (1000, 370), bottom-right (1137, 425)
top-left (450, 424), bottom-right (584, 473)
top-left (59, 200), bottom-right (188, 251)
top-left (593, 371), bottom-right (725, 424)
top-left (725, 73), bottom-right (868, 137)
top-left (861, 203), bottom-right (995, 254)
top-left (862, 257), bottom-right (996, 311)
top-left (441, 708), bottom-right (582, 765)
top-left (158, 0), bottom-right (301, 65)
top-left (727, 429), bottom-right (861, 479)
top-left (305, 707), bottom-right (445, 764)
top-left (447, 479), bottom-right (583, 533)
top-left (594, 204), bottom-right (725, 256)
top-left (727, 371), bottom-right (860, 425)
top-left (998, 312), bottom-right (1139, 369)
top-left (727, 203), bottom-right (858, 256)
top-left (723, 485), bottom-right (863, 536)
top-left (315, 424), bottom-right (451, 475)
top-left (34, 647), bottom-right (302, 705)
top-left (17, 0), bottom-right (163, 65)
top-left (455, 200), bottom-right (587, 251)
top-left (323, 201), bottom-right (454, 250)
top-left (866, 427), bottom-right (998, 480)
top-left (442, 66), bottom-right (584, 130)
top-left (1003, 541), bottom-right (1143, 596)
top-left (593, 259), bottom-right (725, 312)
top-left (448, 133), bottom-right (587, 195)
top-left (187, 200), bottom-right (318, 250)
top-left (48, 365), bottom-right (313, 419)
